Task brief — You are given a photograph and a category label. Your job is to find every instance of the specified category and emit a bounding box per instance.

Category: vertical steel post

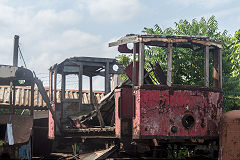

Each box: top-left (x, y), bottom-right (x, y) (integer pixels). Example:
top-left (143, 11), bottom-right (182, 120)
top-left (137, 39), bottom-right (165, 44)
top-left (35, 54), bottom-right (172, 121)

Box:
top-left (49, 70), bottom-right (53, 102)
top-left (13, 35), bottom-right (19, 67)
top-left (78, 64), bottom-right (83, 112)
top-left (219, 48), bottom-right (222, 89)
top-left (105, 62), bottom-right (110, 94)
top-left (167, 43), bottom-right (173, 86)
top-left (54, 68), bottom-right (57, 104)
top-left (61, 73), bottom-right (65, 101)
top-left (213, 50), bottom-right (219, 88)
top-left (132, 43), bottom-right (137, 86)
top-left (139, 42), bottom-right (145, 85)
top-left (30, 81), bottom-right (34, 115)
top-left (204, 46), bottom-right (209, 87)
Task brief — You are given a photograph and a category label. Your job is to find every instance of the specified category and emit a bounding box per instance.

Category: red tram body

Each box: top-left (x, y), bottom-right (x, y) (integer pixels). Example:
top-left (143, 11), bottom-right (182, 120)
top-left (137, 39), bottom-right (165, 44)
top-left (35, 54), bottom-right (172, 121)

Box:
top-left (109, 34), bottom-right (223, 158)
top-left (116, 86), bottom-right (222, 139)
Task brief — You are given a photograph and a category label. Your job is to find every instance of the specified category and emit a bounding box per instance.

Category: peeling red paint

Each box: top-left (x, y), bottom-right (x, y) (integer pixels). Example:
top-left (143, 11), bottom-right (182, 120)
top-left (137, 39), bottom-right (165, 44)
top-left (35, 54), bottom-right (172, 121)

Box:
top-left (48, 104), bottom-right (55, 139)
top-left (132, 86), bottom-right (222, 139)
top-left (115, 87), bottom-right (134, 137)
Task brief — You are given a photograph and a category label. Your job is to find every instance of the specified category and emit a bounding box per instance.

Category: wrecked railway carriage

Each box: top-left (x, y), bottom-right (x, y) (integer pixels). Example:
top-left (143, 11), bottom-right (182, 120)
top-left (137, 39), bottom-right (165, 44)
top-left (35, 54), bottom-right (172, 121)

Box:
top-left (47, 35), bottom-right (222, 159)
top-left (109, 34), bottom-right (222, 159)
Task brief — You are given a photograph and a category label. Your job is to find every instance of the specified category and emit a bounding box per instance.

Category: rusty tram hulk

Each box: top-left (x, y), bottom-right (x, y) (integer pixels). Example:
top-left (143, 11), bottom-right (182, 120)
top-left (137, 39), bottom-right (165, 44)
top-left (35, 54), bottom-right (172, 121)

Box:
top-left (109, 34), bottom-right (222, 159)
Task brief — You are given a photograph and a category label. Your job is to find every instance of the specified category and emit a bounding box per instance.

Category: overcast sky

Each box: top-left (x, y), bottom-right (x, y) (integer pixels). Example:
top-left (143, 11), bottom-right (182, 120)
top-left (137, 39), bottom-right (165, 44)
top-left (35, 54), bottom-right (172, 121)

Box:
top-left (0, 0), bottom-right (239, 90)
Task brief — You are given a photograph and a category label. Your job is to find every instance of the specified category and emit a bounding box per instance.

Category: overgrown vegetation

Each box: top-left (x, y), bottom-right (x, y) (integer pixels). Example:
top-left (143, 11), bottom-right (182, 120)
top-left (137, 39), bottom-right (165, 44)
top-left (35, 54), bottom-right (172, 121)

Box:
top-left (116, 16), bottom-right (240, 111)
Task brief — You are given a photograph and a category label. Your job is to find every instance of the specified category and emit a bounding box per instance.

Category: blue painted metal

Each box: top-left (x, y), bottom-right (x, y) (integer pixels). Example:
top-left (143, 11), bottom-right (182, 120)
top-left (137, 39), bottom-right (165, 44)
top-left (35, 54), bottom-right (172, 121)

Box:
top-left (18, 140), bottom-right (31, 160)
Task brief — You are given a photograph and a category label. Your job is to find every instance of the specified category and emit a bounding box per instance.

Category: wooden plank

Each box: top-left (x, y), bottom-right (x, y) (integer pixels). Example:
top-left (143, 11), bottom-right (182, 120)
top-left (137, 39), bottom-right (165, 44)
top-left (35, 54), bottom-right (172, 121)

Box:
top-left (0, 87), bottom-right (4, 102)
top-left (167, 43), bottom-right (173, 86)
top-left (92, 96), bottom-right (105, 128)
top-left (73, 92), bottom-right (78, 99)
top-left (22, 89), bottom-right (26, 106)
top-left (109, 35), bottom-right (139, 47)
top-left (204, 46), bottom-right (209, 87)
top-left (38, 90), bottom-right (43, 107)
top-left (24, 89), bottom-right (28, 106)
top-left (16, 87), bottom-right (20, 105)
top-left (9, 82), bottom-right (13, 114)
top-left (139, 42), bottom-right (145, 85)
top-left (12, 86), bottom-right (16, 105)
top-left (4, 87), bottom-right (10, 103)
top-left (82, 93), bottom-right (88, 104)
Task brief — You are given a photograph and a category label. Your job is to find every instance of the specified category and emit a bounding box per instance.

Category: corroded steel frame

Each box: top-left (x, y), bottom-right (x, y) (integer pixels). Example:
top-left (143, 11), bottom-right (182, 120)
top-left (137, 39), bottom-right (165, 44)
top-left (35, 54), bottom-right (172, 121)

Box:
top-left (48, 57), bottom-right (124, 138)
top-left (109, 34), bottom-right (222, 89)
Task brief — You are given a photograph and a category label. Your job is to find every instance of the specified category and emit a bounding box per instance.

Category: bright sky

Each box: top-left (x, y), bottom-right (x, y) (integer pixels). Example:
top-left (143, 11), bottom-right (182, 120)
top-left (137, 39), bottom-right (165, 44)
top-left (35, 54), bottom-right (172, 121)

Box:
top-left (0, 0), bottom-right (239, 90)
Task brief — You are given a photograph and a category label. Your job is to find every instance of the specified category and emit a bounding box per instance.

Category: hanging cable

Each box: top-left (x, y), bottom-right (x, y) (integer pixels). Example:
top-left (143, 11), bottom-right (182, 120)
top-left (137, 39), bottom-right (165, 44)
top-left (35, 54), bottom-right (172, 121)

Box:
top-left (18, 45), bottom-right (27, 68)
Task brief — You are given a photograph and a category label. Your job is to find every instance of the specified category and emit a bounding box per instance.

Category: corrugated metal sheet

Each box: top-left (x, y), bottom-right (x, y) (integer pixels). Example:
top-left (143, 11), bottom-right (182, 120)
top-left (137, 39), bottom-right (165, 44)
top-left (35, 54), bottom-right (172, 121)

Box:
top-left (0, 85), bottom-right (104, 109)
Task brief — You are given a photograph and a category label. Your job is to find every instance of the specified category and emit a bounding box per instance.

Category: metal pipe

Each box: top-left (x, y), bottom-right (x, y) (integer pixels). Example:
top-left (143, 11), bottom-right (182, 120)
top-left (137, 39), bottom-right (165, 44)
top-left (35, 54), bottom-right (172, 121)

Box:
top-left (13, 35), bottom-right (19, 67)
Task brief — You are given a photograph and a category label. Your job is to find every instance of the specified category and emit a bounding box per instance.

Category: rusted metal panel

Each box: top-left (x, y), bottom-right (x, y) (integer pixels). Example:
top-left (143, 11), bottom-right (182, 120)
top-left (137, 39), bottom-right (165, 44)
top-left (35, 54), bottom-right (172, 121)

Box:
top-left (0, 115), bottom-right (33, 144)
top-left (115, 88), bottom-right (134, 137)
top-left (132, 85), bottom-right (222, 139)
top-left (219, 110), bottom-right (240, 160)
top-left (48, 104), bottom-right (55, 139)
top-left (125, 62), bottom-right (153, 85)
top-left (0, 85), bottom-right (104, 109)
top-left (0, 65), bottom-right (18, 78)
top-left (119, 88), bottom-right (134, 118)
top-left (33, 118), bottom-right (52, 156)
top-left (115, 91), bottom-right (121, 137)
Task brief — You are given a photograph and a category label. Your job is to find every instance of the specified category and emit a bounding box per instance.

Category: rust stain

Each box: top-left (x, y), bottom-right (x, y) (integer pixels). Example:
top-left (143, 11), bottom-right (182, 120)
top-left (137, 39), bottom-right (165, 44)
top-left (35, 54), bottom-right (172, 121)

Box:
top-left (132, 86), bottom-right (222, 139)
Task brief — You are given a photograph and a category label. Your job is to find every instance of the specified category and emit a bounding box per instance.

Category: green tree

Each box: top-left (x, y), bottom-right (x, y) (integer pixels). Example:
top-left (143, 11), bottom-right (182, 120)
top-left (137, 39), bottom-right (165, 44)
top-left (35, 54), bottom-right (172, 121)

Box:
top-left (223, 30), bottom-right (240, 111)
top-left (230, 30), bottom-right (240, 77)
top-left (116, 54), bottom-right (132, 80)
